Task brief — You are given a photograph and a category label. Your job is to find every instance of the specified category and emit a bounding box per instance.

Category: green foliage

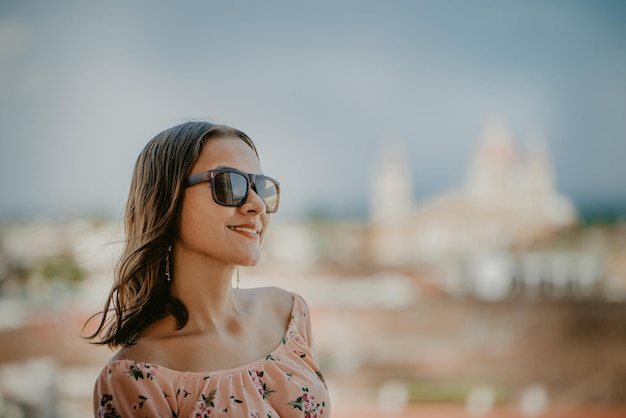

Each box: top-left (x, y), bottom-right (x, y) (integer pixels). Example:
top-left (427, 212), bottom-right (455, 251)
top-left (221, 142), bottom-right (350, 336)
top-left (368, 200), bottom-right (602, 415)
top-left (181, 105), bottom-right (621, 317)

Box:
top-left (405, 379), bottom-right (511, 403)
top-left (0, 254), bottom-right (86, 296)
top-left (41, 255), bottom-right (85, 285)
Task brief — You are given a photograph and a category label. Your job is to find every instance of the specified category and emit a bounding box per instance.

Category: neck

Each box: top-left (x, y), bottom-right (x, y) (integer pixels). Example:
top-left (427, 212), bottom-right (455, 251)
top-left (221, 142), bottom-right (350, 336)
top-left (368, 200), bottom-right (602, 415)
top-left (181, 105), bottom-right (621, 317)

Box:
top-left (169, 249), bottom-right (240, 333)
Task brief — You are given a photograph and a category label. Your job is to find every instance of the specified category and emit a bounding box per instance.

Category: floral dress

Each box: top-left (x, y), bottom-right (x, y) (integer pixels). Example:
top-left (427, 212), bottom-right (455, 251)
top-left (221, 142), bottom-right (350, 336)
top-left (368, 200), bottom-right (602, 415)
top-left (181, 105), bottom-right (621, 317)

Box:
top-left (94, 293), bottom-right (329, 418)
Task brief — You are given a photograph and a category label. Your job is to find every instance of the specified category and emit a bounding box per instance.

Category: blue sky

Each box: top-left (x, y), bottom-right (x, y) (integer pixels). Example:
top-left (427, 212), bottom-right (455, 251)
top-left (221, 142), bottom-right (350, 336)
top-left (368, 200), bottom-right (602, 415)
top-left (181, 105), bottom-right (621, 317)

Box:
top-left (1, 1), bottom-right (625, 221)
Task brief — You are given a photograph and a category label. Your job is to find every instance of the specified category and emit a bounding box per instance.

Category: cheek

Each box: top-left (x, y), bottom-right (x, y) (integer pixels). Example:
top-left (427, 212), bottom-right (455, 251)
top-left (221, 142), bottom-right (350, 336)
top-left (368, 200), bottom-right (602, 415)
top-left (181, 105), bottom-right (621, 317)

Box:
top-left (260, 217), bottom-right (272, 244)
top-left (178, 212), bottom-right (200, 248)
top-left (178, 198), bottom-right (219, 244)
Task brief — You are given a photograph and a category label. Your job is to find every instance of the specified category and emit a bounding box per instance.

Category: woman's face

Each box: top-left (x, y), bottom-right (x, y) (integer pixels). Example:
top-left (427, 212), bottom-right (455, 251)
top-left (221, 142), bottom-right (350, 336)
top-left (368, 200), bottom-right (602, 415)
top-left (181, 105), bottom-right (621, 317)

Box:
top-left (177, 136), bottom-right (271, 268)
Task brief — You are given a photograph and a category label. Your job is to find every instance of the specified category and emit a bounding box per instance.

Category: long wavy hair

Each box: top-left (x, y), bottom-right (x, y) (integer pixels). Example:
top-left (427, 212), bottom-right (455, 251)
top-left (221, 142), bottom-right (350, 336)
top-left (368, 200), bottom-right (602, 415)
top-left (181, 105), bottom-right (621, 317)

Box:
top-left (84, 121), bottom-right (258, 348)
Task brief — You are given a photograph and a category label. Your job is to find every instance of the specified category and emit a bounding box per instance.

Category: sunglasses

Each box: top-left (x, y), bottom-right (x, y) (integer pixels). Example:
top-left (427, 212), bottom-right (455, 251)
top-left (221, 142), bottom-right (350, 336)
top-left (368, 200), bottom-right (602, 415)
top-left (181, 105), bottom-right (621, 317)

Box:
top-left (186, 168), bottom-right (280, 214)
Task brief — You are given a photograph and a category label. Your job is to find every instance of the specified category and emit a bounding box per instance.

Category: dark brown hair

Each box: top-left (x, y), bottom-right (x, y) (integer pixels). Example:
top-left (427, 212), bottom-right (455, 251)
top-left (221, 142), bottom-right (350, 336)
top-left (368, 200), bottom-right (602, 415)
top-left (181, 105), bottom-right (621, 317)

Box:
top-left (84, 121), bottom-right (258, 347)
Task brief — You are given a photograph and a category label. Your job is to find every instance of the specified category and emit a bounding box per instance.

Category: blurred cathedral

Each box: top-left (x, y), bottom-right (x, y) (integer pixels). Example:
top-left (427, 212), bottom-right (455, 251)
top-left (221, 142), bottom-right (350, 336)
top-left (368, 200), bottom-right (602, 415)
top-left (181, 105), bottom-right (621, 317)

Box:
top-left (366, 116), bottom-right (591, 300)
top-left (368, 116), bottom-right (577, 266)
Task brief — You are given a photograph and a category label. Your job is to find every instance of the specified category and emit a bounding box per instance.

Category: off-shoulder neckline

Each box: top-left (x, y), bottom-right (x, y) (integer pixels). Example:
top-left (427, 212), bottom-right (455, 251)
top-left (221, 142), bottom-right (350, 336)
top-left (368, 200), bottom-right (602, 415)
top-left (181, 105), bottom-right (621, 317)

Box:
top-left (106, 292), bottom-right (303, 376)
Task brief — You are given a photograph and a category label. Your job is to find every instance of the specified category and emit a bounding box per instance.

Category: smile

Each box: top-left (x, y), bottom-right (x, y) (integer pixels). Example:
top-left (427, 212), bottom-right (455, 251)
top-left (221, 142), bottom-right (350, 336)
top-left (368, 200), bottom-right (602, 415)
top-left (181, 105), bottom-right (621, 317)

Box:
top-left (228, 226), bottom-right (260, 235)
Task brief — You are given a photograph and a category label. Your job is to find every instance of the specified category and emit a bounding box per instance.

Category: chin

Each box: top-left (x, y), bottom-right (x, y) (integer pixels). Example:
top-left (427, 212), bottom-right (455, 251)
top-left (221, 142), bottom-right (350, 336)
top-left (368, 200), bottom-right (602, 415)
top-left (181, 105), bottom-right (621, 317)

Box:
top-left (239, 253), bottom-right (261, 267)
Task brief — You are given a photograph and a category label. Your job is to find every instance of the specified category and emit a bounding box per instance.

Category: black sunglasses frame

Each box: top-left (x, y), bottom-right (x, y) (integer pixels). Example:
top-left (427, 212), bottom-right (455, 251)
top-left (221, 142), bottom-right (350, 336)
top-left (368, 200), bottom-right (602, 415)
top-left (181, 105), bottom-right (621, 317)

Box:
top-left (186, 168), bottom-right (280, 213)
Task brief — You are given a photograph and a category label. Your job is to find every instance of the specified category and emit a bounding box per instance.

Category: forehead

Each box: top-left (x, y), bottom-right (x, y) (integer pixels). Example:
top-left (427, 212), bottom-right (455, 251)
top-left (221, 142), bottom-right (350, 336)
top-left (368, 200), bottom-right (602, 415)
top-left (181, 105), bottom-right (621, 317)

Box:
top-left (192, 136), bottom-right (262, 173)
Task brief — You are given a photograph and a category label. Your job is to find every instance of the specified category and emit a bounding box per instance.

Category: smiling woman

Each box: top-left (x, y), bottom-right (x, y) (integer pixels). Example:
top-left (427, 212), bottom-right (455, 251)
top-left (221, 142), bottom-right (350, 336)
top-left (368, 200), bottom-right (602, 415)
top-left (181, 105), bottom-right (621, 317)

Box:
top-left (83, 121), bottom-right (329, 418)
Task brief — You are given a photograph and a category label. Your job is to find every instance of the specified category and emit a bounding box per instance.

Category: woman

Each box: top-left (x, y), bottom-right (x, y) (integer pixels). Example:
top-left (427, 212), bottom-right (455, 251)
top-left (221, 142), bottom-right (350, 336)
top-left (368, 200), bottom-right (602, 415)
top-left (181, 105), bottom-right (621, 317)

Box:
top-left (86, 121), bottom-right (329, 417)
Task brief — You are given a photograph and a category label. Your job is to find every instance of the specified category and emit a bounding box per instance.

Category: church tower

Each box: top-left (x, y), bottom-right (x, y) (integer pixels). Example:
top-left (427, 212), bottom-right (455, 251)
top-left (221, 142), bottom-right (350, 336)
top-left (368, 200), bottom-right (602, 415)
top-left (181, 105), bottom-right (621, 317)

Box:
top-left (368, 138), bottom-right (415, 266)
top-left (369, 138), bottom-right (414, 223)
top-left (466, 115), bottom-right (518, 203)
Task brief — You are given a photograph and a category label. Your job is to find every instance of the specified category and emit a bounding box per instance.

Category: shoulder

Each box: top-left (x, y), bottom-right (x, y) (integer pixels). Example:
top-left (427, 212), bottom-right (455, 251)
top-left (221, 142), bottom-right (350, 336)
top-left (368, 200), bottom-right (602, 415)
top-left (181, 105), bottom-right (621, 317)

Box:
top-left (107, 315), bottom-right (180, 365)
top-left (94, 358), bottom-right (176, 417)
top-left (248, 287), bottom-right (314, 335)
top-left (266, 286), bottom-right (296, 315)
top-left (95, 357), bottom-right (169, 390)
top-left (238, 286), bottom-right (295, 317)
top-left (109, 341), bottom-right (158, 364)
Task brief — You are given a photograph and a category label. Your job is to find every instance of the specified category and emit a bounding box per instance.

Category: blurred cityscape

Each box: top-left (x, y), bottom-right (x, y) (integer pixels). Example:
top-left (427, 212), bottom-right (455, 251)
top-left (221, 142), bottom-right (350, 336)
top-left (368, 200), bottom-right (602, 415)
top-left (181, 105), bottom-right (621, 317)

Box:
top-left (1, 118), bottom-right (625, 417)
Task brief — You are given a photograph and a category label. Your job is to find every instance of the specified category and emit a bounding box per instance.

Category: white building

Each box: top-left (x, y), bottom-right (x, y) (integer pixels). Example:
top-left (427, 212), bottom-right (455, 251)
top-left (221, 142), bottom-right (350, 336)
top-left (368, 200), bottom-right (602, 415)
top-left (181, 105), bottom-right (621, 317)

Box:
top-left (367, 117), bottom-right (588, 300)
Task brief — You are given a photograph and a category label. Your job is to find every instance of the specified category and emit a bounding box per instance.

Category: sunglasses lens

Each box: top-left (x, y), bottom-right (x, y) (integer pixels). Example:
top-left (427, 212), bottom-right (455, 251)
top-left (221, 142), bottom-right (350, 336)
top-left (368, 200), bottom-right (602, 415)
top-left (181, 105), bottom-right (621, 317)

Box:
top-left (210, 171), bottom-right (279, 213)
top-left (255, 178), bottom-right (279, 213)
top-left (214, 172), bottom-right (248, 205)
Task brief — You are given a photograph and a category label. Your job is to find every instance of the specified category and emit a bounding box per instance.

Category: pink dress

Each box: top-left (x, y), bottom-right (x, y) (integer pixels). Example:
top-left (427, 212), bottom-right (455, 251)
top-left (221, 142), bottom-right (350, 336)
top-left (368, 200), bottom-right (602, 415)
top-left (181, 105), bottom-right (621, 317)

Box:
top-left (94, 293), bottom-right (329, 418)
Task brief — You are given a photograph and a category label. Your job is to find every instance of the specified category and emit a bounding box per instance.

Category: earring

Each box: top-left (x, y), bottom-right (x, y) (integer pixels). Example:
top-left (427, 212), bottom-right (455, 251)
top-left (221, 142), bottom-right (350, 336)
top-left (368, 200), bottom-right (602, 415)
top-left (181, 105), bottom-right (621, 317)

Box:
top-left (236, 267), bottom-right (240, 289)
top-left (165, 245), bottom-right (172, 282)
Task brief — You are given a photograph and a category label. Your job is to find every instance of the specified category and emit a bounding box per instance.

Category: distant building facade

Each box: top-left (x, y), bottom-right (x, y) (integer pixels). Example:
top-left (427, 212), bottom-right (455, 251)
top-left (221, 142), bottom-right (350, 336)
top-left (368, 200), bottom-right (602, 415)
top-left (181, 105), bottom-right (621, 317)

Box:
top-left (366, 117), bottom-right (598, 301)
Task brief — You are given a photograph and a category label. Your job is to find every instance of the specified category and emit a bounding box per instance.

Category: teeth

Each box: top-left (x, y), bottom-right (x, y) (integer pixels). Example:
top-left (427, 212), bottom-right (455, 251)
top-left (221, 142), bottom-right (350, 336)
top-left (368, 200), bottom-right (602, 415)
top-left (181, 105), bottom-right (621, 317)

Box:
top-left (229, 226), bottom-right (259, 234)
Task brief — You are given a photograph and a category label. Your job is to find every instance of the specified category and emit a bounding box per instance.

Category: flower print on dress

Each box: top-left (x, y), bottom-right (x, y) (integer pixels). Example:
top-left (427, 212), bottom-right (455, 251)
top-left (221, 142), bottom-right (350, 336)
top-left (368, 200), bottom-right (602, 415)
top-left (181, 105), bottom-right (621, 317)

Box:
top-left (177, 387), bottom-right (192, 398)
top-left (96, 394), bottom-right (121, 418)
top-left (191, 388), bottom-right (218, 418)
top-left (292, 348), bottom-right (307, 359)
top-left (220, 393), bottom-right (243, 413)
top-left (287, 328), bottom-right (304, 345)
top-left (287, 387), bottom-right (325, 418)
top-left (131, 395), bottom-right (148, 412)
top-left (315, 370), bottom-right (327, 386)
top-left (249, 368), bottom-right (276, 399)
top-left (126, 361), bottom-right (158, 381)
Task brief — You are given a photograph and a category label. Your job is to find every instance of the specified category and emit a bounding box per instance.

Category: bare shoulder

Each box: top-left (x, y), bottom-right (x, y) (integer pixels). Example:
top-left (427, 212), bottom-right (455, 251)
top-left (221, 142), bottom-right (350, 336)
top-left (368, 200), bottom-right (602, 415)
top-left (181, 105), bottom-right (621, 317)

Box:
top-left (265, 286), bottom-right (294, 312)
top-left (239, 286), bottom-right (294, 319)
top-left (109, 343), bottom-right (148, 363)
top-left (108, 321), bottom-right (174, 365)
top-left (108, 345), bottom-right (134, 363)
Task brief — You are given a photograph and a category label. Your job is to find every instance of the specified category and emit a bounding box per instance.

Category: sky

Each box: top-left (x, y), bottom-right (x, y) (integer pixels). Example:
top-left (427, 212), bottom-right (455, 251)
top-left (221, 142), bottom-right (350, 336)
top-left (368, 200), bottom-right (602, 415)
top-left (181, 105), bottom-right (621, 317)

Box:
top-left (1, 0), bottom-right (625, 222)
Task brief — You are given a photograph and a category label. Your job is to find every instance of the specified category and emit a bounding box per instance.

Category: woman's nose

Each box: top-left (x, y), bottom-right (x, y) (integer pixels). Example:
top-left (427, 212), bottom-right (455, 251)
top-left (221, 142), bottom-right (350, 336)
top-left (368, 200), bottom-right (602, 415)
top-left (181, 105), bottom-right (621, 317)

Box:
top-left (240, 185), bottom-right (267, 215)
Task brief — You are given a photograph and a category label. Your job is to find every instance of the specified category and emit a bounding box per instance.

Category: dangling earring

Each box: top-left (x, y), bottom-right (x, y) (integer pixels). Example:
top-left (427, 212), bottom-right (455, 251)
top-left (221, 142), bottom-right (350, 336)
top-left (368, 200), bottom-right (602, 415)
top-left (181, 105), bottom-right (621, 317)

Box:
top-left (165, 245), bottom-right (172, 282)
top-left (236, 267), bottom-right (240, 289)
